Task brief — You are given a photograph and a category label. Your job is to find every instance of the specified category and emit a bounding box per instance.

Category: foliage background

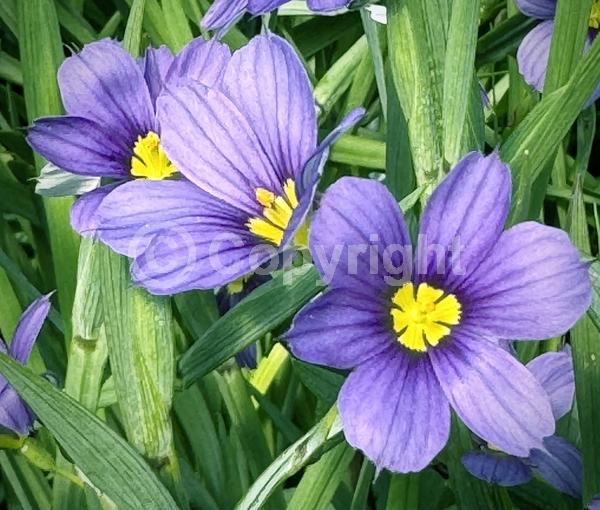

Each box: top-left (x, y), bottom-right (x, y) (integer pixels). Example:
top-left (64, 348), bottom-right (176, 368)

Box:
top-left (0, 0), bottom-right (599, 508)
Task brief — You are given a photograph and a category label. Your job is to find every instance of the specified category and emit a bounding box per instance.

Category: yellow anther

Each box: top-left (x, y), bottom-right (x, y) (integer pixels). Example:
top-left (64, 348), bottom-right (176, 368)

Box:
top-left (247, 178), bottom-right (300, 246)
top-left (130, 131), bottom-right (176, 180)
top-left (390, 282), bottom-right (461, 352)
top-left (591, 0), bottom-right (600, 28)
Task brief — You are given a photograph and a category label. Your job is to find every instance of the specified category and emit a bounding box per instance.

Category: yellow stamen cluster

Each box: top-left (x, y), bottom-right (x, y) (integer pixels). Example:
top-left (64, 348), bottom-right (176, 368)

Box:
top-left (591, 0), bottom-right (600, 29)
top-left (247, 179), bottom-right (299, 246)
top-left (130, 131), bottom-right (176, 180)
top-left (390, 282), bottom-right (461, 352)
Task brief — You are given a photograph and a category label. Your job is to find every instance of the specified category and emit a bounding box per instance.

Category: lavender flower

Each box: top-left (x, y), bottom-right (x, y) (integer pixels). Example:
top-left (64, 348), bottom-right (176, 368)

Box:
top-left (0, 295), bottom-right (52, 435)
top-left (462, 349), bottom-right (583, 498)
top-left (202, 0), bottom-right (351, 31)
top-left (286, 152), bottom-right (591, 473)
top-left (516, 0), bottom-right (600, 104)
top-left (26, 37), bottom-right (231, 235)
top-left (93, 34), bottom-right (363, 295)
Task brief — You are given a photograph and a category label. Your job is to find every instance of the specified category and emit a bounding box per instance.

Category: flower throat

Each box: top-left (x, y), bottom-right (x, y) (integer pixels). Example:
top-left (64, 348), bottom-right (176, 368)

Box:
top-left (131, 131), bottom-right (176, 180)
top-left (390, 282), bottom-right (461, 352)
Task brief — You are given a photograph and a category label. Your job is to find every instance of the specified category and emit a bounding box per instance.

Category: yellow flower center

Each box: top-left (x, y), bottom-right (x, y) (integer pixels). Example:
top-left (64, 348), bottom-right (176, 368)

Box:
top-left (591, 0), bottom-right (600, 29)
top-left (390, 282), bottom-right (462, 352)
top-left (130, 131), bottom-right (176, 180)
top-left (247, 179), bottom-right (300, 246)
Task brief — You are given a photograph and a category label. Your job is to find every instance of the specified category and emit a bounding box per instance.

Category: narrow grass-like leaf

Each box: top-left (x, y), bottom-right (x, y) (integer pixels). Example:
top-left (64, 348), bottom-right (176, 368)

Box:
top-left (385, 474), bottom-right (419, 510)
top-left (314, 36), bottom-right (369, 117)
top-left (502, 36), bottom-right (600, 223)
top-left (99, 247), bottom-right (175, 462)
top-left (18, 0), bottom-right (80, 335)
top-left (53, 239), bottom-right (109, 510)
top-left (235, 407), bottom-right (342, 510)
top-left (543, 0), bottom-right (592, 94)
top-left (569, 163), bottom-right (600, 503)
top-left (475, 14), bottom-right (536, 68)
top-left (0, 450), bottom-right (52, 510)
top-left (123, 0), bottom-right (146, 58)
top-left (387, 0), bottom-right (447, 200)
top-left (180, 265), bottom-right (322, 384)
top-left (287, 442), bottom-right (354, 510)
top-left (442, 0), bottom-right (480, 164)
top-left (329, 134), bottom-right (385, 170)
top-left (0, 353), bottom-right (178, 510)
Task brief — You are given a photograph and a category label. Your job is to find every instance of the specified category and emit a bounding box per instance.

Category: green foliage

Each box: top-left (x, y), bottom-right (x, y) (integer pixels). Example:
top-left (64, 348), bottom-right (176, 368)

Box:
top-left (0, 0), bottom-right (598, 509)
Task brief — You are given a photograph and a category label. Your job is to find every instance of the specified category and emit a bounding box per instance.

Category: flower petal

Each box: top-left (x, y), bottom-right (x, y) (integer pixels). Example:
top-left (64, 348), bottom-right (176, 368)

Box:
top-left (430, 330), bottom-right (555, 457)
top-left (0, 383), bottom-right (34, 435)
top-left (339, 349), bottom-right (450, 473)
top-left (281, 108), bottom-right (365, 250)
top-left (460, 221), bottom-right (591, 340)
top-left (166, 38), bottom-right (231, 88)
top-left (515, 0), bottom-right (557, 19)
top-left (71, 184), bottom-right (119, 237)
top-left (131, 224), bottom-right (274, 294)
top-left (308, 0), bottom-right (349, 11)
top-left (221, 34), bottom-right (317, 182)
top-left (140, 45), bottom-right (174, 106)
top-left (517, 21), bottom-right (554, 93)
top-left (96, 179), bottom-right (245, 258)
top-left (57, 39), bottom-right (154, 142)
top-left (27, 116), bottom-right (131, 178)
top-left (309, 177), bottom-right (412, 295)
top-left (287, 288), bottom-right (394, 369)
top-left (529, 435), bottom-right (582, 498)
top-left (10, 294), bottom-right (52, 364)
top-left (247, 0), bottom-right (287, 14)
top-left (201, 0), bottom-right (247, 30)
top-left (526, 349), bottom-right (574, 420)
top-left (461, 452), bottom-right (532, 486)
top-left (157, 83), bottom-right (279, 215)
top-left (416, 152), bottom-right (511, 291)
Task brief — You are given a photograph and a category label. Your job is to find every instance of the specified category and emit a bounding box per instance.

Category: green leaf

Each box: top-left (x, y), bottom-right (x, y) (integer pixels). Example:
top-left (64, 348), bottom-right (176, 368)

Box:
top-left (568, 165), bottom-right (600, 504)
top-left (442, 0), bottom-right (480, 164)
top-left (387, 0), bottom-right (447, 201)
top-left (180, 265), bottom-right (322, 384)
top-left (329, 134), bottom-right (386, 170)
top-left (475, 14), bottom-right (535, 68)
top-left (385, 474), bottom-right (419, 510)
top-left (287, 442), bottom-right (355, 510)
top-left (18, 0), bottom-right (80, 338)
top-left (235, 407), bottom-right (342, 510)
top-left (502, 36), bottom-right (600, 223)
top-left (0, 353), bottom-right (178, 510)
top-left (123, 0), bottom-right (146, 57)
top-left (99, 247), bottom-right (175, 461)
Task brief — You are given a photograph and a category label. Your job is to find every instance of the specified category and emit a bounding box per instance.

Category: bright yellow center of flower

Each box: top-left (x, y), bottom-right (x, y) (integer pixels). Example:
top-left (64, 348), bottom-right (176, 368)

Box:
top-left (591, 0), bottom-right (600, 28)
top-left (390, 282), bottom-right (462, 352)
top-left (247, 179), bottom-right (299, 246)
top-left (130, 131), bottom-right (176, 180)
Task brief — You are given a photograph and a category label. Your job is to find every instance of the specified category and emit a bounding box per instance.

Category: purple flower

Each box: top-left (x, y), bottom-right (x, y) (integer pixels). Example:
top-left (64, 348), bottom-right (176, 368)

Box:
top-left (462, 348), bottom-right (583, 498)
top-left (93, 34), bottom-right (363, 295)
top-left (202, 0), bottom-right (351, 31)
top-left (26, 37), bottom-right (231, 236)
top-left (516, 0), bottom-right (600, 104)
top-left (286, 152), bottom-right (591, 473)
top-left (0, 295), bottom-right (52, 435)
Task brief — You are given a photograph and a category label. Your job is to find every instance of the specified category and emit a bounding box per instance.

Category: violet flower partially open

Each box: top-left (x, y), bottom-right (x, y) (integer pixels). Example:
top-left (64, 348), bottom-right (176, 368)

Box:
top-left (0, 295), bottom-right (52, 435)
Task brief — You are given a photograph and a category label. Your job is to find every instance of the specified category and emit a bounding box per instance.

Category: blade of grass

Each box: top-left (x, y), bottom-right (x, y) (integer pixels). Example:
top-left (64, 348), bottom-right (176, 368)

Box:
top-left (0, 353), bottom-right (179, 510)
